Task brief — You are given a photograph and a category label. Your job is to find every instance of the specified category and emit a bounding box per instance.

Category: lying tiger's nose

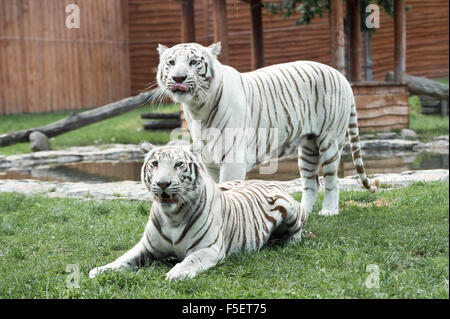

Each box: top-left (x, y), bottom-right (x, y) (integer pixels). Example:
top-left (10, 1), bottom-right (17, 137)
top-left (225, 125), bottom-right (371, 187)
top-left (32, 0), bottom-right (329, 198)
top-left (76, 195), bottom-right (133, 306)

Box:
top-left (172, 75), bottom-right (187, 83)
top-left (157, 181), bottom-right (171, 189)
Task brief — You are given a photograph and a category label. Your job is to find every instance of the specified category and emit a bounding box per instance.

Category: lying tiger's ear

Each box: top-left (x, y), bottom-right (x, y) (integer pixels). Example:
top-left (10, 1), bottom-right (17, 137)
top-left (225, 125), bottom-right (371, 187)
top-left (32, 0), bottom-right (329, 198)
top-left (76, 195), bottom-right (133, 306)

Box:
top-left (208, 42), bottom-right (221, 58)
top-left (139, 140), bottom-right (155, 153)
top-left (157, 44), bottom-right (168, 56)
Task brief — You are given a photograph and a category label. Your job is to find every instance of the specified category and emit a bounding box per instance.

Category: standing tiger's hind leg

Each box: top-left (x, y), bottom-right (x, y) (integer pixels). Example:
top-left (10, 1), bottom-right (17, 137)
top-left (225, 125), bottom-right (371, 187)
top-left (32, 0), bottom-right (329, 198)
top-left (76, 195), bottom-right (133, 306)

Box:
top-left (318, 140), bottom-right (342, 216)
top-left (298, 136), bottom-right (320, 215)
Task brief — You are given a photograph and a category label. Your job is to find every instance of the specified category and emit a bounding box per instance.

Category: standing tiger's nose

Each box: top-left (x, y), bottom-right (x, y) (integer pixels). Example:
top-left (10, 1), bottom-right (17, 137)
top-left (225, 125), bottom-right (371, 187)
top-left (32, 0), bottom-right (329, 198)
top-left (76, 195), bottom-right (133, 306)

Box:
top-left (172, 75), bottom-right (187, 83)
top-left (157, 181), bottom-right (171, 190)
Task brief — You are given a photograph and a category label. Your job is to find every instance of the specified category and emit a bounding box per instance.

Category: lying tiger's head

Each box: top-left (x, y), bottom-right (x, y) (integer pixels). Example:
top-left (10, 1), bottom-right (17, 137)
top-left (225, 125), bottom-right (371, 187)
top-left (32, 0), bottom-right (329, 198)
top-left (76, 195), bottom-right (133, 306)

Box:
top-left (140, 141), bottom-right (203, 214)
top-left (156, 42), bottom-right (221, 104)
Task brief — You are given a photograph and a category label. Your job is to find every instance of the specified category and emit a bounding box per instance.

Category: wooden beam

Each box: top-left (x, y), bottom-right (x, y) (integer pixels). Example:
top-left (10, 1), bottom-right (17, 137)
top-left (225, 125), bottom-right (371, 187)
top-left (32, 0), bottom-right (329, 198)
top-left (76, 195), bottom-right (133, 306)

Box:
top-left (348, 0), bottom-right (362, 82)
top-left (212, 0), bottom-right (230, 64)
top-left (394, 0), bottom-right (406, 82)
top-left (0, 90), bottom-right (157, 147)
top-left (180, 0), bottom-right (195, 43)
top-left (329, 0), bottom-right (345, 75)
top-left (250, 0), bottom-right (264, 70)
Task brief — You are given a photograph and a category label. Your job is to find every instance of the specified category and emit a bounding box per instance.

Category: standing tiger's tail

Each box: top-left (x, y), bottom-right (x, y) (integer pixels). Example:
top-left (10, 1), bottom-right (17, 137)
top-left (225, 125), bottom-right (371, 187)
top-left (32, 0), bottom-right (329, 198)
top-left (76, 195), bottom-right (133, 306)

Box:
top-left (347, 103), bottom-right (380, 193)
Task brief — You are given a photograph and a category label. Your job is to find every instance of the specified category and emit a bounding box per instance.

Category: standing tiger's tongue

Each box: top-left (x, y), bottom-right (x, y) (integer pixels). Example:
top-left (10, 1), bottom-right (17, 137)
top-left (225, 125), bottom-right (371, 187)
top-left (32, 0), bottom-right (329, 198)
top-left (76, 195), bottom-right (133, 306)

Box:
top-left (173, 83), bottom-right (189, 92)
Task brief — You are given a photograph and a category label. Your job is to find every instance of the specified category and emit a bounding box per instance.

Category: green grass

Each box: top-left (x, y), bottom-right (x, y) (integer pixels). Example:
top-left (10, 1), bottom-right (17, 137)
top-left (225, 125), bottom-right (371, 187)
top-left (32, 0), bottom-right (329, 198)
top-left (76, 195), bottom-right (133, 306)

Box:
top-left (0, 181), bottom-right (448, 298)
top-left (408, 95), bottom-right (449, 140)
top-left (407, 77), bottom-right (449, 139)
top-left (435, 77), bottom-right (449, 85)
top-left (0, 104), bottom-right (178, 156)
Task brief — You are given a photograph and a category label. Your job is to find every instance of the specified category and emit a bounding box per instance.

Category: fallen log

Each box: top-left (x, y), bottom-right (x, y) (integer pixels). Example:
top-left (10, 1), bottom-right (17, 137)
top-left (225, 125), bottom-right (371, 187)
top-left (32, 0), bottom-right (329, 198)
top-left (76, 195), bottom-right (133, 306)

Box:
top-left (143, 120), bottom-right (181, 130)
top-left (141, 112), bottom-right (180, 119)
top-left (0, 90), bottom-right (158, 147)
top-left (385, 72), bottom-right (449, 100)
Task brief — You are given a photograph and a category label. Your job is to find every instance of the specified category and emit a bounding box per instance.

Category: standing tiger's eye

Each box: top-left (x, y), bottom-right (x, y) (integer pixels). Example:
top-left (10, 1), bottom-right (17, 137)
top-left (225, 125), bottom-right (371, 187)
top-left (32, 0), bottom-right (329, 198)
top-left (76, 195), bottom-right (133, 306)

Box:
top-left (151, 161), bottom-right (158, 168)
top-left (189, 60), bottom-right (198, 66)
top-left (168, 60), bottom-right (175, 66)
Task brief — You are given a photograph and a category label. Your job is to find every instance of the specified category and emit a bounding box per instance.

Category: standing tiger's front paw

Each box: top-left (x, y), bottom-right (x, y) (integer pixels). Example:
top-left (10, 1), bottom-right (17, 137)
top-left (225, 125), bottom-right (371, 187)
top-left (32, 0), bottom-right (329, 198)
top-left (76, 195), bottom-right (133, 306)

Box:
top-left (165, 263), bottom-right (198, 281)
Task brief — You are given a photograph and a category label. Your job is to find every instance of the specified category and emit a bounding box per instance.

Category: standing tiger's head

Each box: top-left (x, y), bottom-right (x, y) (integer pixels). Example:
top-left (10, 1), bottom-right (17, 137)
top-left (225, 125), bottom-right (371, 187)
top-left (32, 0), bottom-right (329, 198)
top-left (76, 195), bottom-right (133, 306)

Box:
top-left (156, 42), bottom-right (222, 104)
top-left (140, 141), bottom-right (203, 214)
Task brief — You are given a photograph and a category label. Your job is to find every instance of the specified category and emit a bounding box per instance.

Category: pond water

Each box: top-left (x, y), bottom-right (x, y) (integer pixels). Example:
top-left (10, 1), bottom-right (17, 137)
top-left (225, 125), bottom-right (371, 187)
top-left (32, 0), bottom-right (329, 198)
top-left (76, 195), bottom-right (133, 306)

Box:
top-left (0, 152), bottom-right (447, 183)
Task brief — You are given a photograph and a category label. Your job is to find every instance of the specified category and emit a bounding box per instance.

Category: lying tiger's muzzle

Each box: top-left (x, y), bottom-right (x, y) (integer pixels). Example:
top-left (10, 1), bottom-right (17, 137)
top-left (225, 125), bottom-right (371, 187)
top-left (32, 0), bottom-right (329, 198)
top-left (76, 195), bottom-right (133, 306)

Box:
top-left (157, 191), bottom-right (179, 204)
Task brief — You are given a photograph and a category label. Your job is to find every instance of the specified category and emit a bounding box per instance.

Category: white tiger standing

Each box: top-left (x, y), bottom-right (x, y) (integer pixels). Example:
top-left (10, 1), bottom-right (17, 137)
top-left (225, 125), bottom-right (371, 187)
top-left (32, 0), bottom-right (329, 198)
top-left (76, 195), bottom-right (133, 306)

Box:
top-left (89, 142), bottom-right (306, 281)
top-left (156, 42), bottom-right (378, 216)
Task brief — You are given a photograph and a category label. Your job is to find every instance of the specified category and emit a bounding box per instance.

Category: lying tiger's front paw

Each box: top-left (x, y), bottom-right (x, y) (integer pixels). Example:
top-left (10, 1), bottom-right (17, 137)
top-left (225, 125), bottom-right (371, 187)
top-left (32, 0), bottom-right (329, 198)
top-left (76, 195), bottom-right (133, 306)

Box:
top-left (89, 262), bottom-right (125, 278)
top-left (165, 263), bottom-right (197, 281)
top-left (89, 266), bottom-right (107, 278)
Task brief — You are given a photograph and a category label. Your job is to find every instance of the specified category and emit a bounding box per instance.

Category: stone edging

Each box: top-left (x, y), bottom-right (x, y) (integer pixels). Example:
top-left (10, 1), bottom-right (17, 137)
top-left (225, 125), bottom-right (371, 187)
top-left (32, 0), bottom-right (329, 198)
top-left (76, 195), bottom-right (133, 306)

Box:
top-left (0, 169), bottom-right (447, 201)
top-left (0, 136), bottom-right (448, 170)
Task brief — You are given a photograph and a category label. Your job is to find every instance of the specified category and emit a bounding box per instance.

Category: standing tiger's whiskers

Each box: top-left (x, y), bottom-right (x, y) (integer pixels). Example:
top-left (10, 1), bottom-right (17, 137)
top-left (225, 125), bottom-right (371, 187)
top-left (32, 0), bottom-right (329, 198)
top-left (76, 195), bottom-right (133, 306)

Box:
top-left (139, 80), bottom-right (159, 93)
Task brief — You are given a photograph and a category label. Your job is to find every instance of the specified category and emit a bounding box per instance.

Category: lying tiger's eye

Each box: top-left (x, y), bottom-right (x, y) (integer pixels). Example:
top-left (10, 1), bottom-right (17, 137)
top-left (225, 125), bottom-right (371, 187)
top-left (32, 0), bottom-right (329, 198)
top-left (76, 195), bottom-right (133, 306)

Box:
top-left (174, 162), bottom-right (184, 168)
top-left (168, 60), bottom-right (175, 66)
top-left (151, 161), bottom-right (158, 168)
top-left (189, 60), bottom-right (198, 66)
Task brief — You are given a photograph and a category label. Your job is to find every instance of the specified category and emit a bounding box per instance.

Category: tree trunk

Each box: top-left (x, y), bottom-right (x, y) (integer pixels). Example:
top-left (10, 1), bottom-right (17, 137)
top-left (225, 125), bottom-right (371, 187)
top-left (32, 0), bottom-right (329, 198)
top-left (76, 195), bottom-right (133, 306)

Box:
top-left (0, 90), bottom-right (157, 147)
top-left (385, 72), bottom-right (449, 99)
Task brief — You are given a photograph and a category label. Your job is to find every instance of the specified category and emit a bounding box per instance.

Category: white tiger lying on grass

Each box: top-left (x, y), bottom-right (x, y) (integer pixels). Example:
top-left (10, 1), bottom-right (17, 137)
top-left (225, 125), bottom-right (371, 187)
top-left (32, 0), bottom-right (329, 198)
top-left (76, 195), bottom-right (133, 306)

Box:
top-left (156, 42), bottom-right (379, 217)
top-left (89, 141), bottom-right (306, 281)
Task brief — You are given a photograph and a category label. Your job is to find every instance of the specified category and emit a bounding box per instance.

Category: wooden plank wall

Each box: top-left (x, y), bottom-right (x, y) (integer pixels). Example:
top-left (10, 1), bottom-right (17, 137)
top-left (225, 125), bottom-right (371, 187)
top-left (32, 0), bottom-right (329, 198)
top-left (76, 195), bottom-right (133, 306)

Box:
top-left (370, 0), bottom-right (449, 80)
top-left (352, 83), bottom-right (409, 131)
top-left (1, 0), bottom-right (447, 115)
top-left (0, 0), bottom-right (130, 115)
top-left (127, 0), bottom-right (448, 94)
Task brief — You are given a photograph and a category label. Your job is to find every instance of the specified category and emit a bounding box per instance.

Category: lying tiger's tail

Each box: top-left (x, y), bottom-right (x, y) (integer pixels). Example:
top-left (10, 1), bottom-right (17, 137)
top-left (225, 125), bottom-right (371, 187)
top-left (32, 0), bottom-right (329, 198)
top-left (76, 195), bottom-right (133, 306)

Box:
top-left (347, 103), bottom-right (380, 193)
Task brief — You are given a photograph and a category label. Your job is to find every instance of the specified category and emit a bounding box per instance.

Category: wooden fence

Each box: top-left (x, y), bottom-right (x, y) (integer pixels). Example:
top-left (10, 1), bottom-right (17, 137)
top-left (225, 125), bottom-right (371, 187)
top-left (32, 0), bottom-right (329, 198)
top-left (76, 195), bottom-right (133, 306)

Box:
top-left (0, 0), bottom-right (130, 115)
top-left (0, 0), bottom-right (448, 115)
top-left (128, 0), bottom-right (449, 94)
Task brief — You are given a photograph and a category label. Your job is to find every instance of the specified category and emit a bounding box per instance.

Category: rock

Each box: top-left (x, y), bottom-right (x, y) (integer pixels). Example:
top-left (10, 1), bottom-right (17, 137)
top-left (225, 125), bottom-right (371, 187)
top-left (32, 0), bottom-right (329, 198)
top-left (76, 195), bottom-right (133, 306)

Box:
top-left (376, 132), bottom-right (398, 140)
top-left (401, 128), bottom-right (419, 140)
top-left (360, 134), bottom-right (377, 140)
top-left (29, 131), bottom-right (51, 152)
top-left (425, 139), bottom-right (449, 154)
top-left (343, 139), bottom-right (423, 153)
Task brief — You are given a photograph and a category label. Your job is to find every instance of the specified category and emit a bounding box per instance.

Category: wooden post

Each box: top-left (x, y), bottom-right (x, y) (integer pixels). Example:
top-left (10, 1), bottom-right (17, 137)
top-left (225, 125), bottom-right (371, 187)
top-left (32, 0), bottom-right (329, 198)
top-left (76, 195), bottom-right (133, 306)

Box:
top-left (348, 0), bottom-right (362, 82)
top-left (212, 0), bottom-right (230, 64)
top-left (250, 0), bottom-right (264, 70)
top-left (394, 0), bottom-right (406, 83)
top-left (180, 0), bottom-right (196, 130)
top-left (329, 0), bottom-right (345, 75)
top-left (180, 0), bottom-right (195, 43)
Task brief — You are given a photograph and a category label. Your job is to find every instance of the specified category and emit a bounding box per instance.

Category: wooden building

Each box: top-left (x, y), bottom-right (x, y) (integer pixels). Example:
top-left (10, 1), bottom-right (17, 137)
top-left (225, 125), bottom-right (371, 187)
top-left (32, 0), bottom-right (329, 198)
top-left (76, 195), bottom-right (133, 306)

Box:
top-left (0, 0), bottom-right (448, 127)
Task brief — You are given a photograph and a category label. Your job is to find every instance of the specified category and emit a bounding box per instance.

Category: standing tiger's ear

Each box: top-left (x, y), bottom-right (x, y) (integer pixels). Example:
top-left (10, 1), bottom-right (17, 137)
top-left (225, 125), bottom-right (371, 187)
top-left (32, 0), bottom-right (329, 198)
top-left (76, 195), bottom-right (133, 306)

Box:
top-left (157, 44), bottom-right (168, 56)
top-left (208, 42), bottom-right (221, 58)
top-left (139, 140), bottom-right (155, 153)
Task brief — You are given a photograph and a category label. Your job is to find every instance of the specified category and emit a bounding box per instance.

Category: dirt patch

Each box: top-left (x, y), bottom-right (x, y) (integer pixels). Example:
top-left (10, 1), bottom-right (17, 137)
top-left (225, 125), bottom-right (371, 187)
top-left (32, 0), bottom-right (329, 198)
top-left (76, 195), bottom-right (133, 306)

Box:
top-left (344, 198), bottom-right (395, 208)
